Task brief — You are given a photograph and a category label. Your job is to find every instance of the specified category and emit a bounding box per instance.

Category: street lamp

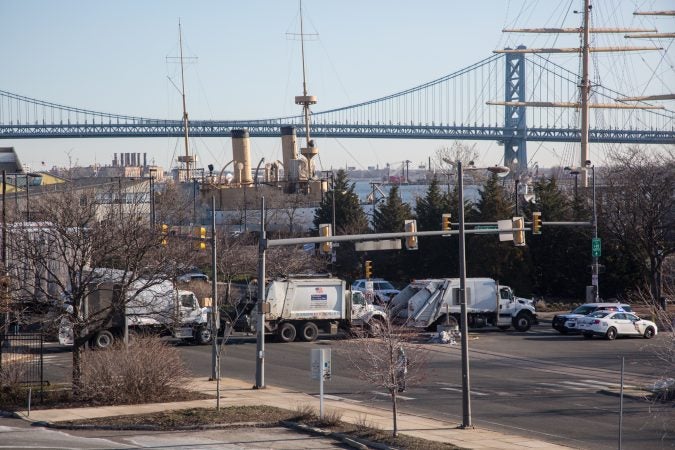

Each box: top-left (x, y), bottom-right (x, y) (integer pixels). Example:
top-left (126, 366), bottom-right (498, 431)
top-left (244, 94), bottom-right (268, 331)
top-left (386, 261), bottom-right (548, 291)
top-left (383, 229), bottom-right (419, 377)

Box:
top-left (148, 168), bottom-right (157, 227)
top-left (443, 158), bottom-right (509, 429)
top-left (585, 160), bottom-right (599, 301)
top-left (564, 166), bottom-right (581, 198)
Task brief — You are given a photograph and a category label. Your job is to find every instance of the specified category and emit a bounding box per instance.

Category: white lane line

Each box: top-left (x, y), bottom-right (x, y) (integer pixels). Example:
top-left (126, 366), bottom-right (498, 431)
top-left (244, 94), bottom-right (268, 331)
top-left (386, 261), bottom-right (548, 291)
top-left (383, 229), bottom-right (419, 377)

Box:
top-left (579, 379), bottom-right (638, 389)
top-left (439, 387), bottom-right (489, 396)
top-left (537, 382), bottom-right (585, 391)
top-left (373, 391), bottom-right (416, 400)
top-left (321, 394), bottom-right (362, 403)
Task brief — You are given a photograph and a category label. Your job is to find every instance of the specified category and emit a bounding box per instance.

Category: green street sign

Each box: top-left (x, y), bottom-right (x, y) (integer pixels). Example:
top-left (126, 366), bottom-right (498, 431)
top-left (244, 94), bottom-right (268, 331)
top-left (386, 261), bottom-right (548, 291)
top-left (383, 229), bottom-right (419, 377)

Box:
top-left (592, 238), bottom-right (601, 257)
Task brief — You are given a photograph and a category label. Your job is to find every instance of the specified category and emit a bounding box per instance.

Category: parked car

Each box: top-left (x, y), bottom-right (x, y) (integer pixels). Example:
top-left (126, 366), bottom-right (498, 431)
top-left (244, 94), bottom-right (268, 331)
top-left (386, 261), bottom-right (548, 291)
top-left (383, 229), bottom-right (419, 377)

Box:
top-left (351, 278), bottom-right (400, 305)
top-left (552, 302), bottom-right (632, 334)
top-left (177, 272), bottom-right (210, 283)
top-left (577, 310), bottom-right (657, 340)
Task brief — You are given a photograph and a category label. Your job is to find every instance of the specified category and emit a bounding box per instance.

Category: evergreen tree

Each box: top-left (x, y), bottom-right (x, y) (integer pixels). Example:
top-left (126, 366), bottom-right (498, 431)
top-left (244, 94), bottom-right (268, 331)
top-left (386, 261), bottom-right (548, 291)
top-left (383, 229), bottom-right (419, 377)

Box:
top-left (313, 169), bottom-right (368, 234)
top-left (410, 177), bottom-right (454, 279)
top-left (468, 173), bottom-right (530, 294)
top-left (370, 185), bottom-right (414, 282)
top-left (313, 169), bottom-right (368, 281)
top-left (526, 176), bottom-right (588, 298)
top-left (372, 185), bottom-right (412, 233)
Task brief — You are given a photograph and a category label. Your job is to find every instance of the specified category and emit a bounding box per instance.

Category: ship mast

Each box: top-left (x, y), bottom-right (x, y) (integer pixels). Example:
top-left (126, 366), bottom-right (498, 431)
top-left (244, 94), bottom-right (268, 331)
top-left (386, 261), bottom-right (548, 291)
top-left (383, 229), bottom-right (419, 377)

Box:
top-left (294, 0), bottom-right (318, 178)
top-left (178, 20), bottom-right (193, 181)
top-left (493, 0), bottom-right (662, 186)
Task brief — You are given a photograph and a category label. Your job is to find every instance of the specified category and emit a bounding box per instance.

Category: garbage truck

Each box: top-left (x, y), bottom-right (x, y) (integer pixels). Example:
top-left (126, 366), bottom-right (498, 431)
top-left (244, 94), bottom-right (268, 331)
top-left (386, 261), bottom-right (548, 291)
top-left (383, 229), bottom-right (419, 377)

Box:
top-left (59, 275), bottom-right (212, 349)
top-left (390, 278), bottom-right (537, 332)
top-left (250, 276), bottom-right (388, 342)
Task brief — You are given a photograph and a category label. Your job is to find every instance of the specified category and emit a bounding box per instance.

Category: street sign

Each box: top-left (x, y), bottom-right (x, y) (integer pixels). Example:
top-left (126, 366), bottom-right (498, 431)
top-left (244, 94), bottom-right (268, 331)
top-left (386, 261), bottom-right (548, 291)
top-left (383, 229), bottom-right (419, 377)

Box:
top-left (497, 219), bottom-right (513, 242)
top-left (592, 238), bottom-right (601, 257)
top-left (311, 348), bottom-right (331, 380)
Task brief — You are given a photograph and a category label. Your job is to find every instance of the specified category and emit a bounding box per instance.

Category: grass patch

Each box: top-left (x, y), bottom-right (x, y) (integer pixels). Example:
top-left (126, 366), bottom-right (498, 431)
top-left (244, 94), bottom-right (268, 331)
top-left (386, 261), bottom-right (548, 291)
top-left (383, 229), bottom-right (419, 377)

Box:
top-left (0, 384), bottom-right (212, 411)
top-left (60, 405), bottom-right (463, 449)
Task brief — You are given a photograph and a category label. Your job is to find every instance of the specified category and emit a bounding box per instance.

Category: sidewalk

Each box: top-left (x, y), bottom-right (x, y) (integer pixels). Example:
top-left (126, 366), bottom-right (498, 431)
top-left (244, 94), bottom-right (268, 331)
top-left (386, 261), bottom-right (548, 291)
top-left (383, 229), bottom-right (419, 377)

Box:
top-left (16, 376), bottom-right (573, 450)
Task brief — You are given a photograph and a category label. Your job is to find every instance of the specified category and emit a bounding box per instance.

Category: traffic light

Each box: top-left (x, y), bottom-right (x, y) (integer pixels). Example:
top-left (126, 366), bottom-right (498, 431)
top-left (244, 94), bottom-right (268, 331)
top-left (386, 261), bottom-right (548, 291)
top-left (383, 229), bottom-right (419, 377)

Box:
top-left (161, 224), bottom-right (169, 246)
top-left (195, 226), bottom-right (207, 251)
top-left (365, 260), bottom-right (373, 279)
top-left (442, 213), bottom-right (452, 231)
top-left (404, 219), bottom-right (418, 250)
top-left (512, 217), bottom-right (526, 246)
top-left (319, 223), bottom-right (332, 254)
top-left (532, 211), bottom-right (542, 235)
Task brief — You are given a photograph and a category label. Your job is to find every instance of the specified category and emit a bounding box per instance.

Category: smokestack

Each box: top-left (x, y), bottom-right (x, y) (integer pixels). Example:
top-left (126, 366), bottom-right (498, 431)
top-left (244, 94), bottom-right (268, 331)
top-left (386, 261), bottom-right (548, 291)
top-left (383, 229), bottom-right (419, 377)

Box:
top-left (280, 126), bottom-right (298, 182)
top-left (231, 129), bottom-right (253, 184)
top-left (113, 153), bottom-right (118, 167)
top-left (136, 153), bottom-right (141, 167)
top-left (143, 153), bottom-right (147, 168)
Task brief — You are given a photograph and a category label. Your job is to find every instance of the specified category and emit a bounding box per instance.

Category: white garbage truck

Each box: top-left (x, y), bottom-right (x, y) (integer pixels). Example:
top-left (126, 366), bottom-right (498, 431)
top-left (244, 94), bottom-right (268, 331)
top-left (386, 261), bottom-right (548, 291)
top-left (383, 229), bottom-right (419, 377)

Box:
top-left (250, 276), bottom-right (388, 342)
top-left (59, 277), bottom-right (212, 349)
top-left (390, 278), bottom-right (537, 332)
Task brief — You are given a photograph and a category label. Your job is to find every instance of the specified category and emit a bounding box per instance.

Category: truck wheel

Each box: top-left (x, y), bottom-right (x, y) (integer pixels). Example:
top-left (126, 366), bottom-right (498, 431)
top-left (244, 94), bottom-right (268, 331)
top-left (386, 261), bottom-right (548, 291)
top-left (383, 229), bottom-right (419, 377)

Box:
top-left (512, 313), bottom-right (532, 332)
top-left (194, 326), bottom-right (213, 345)
top-left (92, 330), bottom-right (115, 349)
top-left (278, 323), bottom-right (297, 343)
top-left (368, 318), bottom-right (385, 337)
top-left (300, 322), bottom-right (319, 342)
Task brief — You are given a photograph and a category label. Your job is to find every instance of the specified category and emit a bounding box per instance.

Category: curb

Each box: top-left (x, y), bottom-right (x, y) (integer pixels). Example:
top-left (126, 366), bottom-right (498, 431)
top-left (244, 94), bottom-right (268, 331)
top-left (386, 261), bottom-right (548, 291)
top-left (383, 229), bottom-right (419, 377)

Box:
top-left (37, 421), bottom-right (274, 431)
top-left (281, 421), bottom-right (394, 450)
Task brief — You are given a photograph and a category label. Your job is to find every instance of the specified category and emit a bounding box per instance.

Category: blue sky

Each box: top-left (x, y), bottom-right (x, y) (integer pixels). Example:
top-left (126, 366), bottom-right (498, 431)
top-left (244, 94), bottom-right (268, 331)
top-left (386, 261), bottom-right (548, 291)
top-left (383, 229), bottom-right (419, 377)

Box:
top-left (1, 0), bottom-right (671, 173)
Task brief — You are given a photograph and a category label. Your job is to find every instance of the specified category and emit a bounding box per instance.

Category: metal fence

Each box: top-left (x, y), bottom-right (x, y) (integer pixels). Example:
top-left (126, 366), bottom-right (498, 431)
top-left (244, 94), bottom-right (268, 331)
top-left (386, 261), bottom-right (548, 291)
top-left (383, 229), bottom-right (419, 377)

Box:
top-left (0, 333), bottom-right (45, 401)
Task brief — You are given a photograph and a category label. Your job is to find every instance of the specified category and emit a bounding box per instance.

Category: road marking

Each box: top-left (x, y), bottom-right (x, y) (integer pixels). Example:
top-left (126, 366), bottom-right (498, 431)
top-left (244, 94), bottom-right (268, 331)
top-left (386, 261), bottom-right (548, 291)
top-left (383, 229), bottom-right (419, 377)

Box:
top-left (579, 379), bottom-right (638, 389)
top-left (562, 380), bottom-right (639, 390)
top-left (373, 391), bottom-right (416, 400)
top-left (320, 394), bottom-right (362, 403)
top-left (536, 382), bottom-right (585, 391)
top-left (439, 387), bottom-right (489, 396)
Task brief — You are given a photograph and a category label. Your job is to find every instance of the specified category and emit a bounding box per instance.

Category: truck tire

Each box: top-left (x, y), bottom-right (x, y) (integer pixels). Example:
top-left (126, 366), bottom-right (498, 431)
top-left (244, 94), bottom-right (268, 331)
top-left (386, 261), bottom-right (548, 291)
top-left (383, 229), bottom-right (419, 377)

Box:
top-left (512, 312), bottom-right (532, 332)
top-left (278, 323), bottom-right (297, 343)
top-left (194, 326), bottom-right (213, 345)
top-left (367, 318), bottom-right (385, 337)
top-left (92, 330), bottom-right (115, 349)
top-left (300, 322), bottom-right (319, 342)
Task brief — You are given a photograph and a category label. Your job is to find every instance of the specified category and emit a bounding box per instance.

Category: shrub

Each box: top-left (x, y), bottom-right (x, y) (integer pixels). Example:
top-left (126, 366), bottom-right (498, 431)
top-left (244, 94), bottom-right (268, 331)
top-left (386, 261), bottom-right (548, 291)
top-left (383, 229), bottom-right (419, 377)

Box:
top-left (0, 363), bottom-right (29, 405)
top-left (79, 335), bottom-right (189, 404)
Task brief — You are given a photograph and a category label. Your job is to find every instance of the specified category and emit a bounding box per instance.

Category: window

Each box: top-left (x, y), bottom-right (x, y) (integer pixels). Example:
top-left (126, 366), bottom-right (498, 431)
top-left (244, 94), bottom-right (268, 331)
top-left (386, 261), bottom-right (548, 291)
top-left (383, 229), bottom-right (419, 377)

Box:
top-left (180, 294), bottom-right (195, 308)
top-left (377, 281), bottom-right (395, 290)
top-left (352, 291), bottom-right (365, 306)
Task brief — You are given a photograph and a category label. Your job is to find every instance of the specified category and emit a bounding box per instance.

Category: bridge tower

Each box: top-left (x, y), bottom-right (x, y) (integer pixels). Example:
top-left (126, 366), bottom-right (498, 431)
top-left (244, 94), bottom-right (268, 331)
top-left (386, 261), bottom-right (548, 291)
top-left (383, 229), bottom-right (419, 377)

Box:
top-left (503, 45), bottom-right (527, 175)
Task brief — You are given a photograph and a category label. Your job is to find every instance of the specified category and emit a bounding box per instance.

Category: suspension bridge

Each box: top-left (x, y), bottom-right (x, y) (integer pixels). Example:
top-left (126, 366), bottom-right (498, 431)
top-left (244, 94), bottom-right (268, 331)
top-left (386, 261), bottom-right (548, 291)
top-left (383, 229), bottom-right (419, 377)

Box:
top-left (0, 51), bottom-right (673, 171)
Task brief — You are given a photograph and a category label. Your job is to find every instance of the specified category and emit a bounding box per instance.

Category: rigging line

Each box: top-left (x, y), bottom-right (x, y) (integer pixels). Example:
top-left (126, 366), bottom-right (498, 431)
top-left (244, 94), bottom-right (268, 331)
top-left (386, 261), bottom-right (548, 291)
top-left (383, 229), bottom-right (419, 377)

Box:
top-left (331, 138), bottom-right (366, 170)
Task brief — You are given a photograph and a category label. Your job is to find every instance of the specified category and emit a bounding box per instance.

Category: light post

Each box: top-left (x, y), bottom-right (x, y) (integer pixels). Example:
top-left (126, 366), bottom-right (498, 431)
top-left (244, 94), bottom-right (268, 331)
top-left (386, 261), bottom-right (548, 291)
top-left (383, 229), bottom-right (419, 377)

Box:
top-left (586, 160), bottom-right (599, 301)
top-left (564, 166), bottom-right (580, 198)
top-left (330, 172), bottom-right (336, 236)
top-left (443, 158), bottom-right (509, 429)
top-left (149, 169), bottom-right (156, 227)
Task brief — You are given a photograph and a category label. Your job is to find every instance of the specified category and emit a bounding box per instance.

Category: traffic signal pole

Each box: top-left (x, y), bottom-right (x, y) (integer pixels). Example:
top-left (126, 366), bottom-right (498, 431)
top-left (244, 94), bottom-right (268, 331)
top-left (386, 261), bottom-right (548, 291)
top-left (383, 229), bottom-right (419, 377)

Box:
top-left (255, 196), bottom-right (266, 389)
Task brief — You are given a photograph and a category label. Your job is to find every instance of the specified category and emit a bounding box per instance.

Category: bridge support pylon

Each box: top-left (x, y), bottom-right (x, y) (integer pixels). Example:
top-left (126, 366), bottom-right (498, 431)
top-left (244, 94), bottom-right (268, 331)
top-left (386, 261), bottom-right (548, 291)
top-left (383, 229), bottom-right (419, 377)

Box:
top-left (502, 46), bottom-right (528, 175)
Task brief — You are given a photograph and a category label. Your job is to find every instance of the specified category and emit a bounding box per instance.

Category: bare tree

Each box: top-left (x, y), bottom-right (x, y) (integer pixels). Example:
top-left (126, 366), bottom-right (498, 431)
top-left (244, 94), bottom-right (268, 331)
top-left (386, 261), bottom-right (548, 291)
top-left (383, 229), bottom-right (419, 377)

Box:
top-left (8, 183), bottom-right (182, 395)
top-left (433, 142), bottom-right (480, 176)
top-left (603, 146), bottom-right (674, 309)
top-left (338, 318), bottom-right (428, 437)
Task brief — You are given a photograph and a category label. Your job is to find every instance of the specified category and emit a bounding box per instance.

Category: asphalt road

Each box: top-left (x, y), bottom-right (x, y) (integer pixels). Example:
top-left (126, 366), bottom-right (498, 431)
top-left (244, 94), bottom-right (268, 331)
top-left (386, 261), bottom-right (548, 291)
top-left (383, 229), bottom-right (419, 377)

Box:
top-left (41, 323), bottom-right (674, 450)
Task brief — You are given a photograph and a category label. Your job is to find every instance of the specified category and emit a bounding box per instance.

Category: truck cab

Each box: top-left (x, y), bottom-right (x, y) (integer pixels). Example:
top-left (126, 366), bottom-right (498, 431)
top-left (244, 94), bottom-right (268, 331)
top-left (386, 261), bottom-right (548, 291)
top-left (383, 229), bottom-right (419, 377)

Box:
top-left (497, 285), bottom-right (538, 331)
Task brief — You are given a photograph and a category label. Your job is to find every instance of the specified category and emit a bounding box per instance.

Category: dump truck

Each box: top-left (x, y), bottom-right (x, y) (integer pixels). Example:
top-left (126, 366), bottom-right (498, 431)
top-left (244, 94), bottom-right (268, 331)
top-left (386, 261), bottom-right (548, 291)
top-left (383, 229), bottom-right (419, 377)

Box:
top-left (250, 276), bottom-right (388, 342)
top-left (390, 278), bottom-right (537, 332)
top-left (59, 276), bottom-right (212, 349)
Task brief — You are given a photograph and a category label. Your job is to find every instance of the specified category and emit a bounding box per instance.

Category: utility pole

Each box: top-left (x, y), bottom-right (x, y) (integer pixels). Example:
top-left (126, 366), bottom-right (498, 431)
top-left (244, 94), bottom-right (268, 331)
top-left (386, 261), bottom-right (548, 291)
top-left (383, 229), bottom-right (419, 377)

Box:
top-left (255, 197), bottom-right (266, 388)
top-left (210, 196), bottom-right (219, 383)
